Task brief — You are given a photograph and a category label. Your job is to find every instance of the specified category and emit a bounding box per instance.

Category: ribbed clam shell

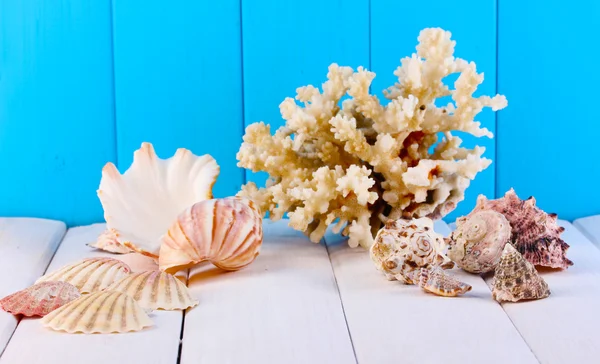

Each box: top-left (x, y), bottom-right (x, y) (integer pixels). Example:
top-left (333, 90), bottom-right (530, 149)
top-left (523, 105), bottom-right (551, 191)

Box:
top-left (36, 257), bottom-right (131, 293)
top-left (0, 281), bottom-right (81, 317)
top-left (106, 271), bottom-right (198, 310)
top-left (87, 229), bottom-right (132, 254)
top-left (159, 197), bottom-right (263, 274)
top-left (418, 266), bottom-right (472, 297)
top-left (98, 142), bottom-right (220, 258)
top-left (41, 290), bottom-right (153, 334)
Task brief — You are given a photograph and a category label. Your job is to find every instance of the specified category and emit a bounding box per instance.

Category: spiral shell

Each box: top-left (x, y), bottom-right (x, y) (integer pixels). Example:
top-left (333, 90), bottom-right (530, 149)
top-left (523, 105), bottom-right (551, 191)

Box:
top-left (447, 210), bottom-right (512, 273)
top-left (0, 281), bottom-right (81, 317)
top-left (370, 217), bottom-right (453, 284)
top-left (159, 197), bottom-right (263, 274)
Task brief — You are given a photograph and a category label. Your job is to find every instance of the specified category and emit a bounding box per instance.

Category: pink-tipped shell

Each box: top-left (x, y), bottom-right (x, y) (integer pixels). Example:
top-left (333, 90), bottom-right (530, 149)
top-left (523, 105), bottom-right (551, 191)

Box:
top-left (159, 197), bottom-right (263, 273)
top-left (0, 281), bottom-right (81, 317)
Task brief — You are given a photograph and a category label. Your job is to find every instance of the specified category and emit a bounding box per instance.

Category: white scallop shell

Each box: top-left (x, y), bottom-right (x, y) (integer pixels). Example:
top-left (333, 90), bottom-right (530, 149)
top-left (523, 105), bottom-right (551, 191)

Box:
top-left (106, 271), bottom-right (198, 310)
top-left (87, 229), bottom-right (132, 254)
top-left (97, 142), bottom-right (220, 258)
top-left (41, 290), bottom-right (153, 334)
top-left (36, 257), bottom-right (131, 293)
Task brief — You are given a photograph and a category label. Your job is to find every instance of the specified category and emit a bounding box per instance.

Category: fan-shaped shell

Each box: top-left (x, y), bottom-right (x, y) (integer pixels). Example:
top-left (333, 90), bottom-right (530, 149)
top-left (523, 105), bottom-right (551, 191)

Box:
top-left (492, 243), bottom-right (551, 303)
top-left (418, 266), bottom-right (472, 297)
top-left (0, 281), bottom-right (81, 317)
top-left (36, 257), bottom-right (131, 293)
top-left (98, 142), bottom-right (220, 258)
top-left (87, 229), bottom-right (132, 254)
top-left (470, 189), bottom-right (572, 269)
top-left (106, 271), bottom-right (198, 310)
top-left (447, 210), bottom-right (512, 273)
top-left (159, 197), bottom-right (263, 274)
top-left (370, 217), bottom-right (454, 284)
top-left (41, 290), bottom-right (153, 334)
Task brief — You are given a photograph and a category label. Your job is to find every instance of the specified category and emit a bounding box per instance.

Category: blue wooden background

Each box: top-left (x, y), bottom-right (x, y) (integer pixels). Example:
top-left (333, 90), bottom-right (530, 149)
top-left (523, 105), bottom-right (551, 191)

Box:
top-left (0, 0), bottom-right (598, 227)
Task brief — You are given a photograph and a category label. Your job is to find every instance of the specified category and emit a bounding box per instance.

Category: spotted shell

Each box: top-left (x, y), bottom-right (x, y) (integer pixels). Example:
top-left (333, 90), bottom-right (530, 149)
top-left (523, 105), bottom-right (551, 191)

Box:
top-left (87, 229), bottom-right (132, 254)
top-left (106, 271), bottom-right (198, 310)
top-left (159, 197), bottom-right (263, 274)
top-left (418, 266), bottom-right (472, 297)
top-left (0, 281), bottom-right (81, 317)
top-left (470, 189), bottom-right (572, 269)
top-left (36, 257), bottom-right (131, 293)
top-left (492, 243), bottom-right (551, 303)
top-left (447, 210), bottom-right (512, 273)
top-left (41, 290), bottom-right (153, 334)
top-left (370, 217), bottom-right (453, 284)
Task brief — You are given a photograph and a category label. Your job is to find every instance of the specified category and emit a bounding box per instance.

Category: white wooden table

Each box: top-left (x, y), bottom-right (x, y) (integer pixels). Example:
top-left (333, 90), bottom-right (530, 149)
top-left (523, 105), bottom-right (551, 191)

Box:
top-left (0, 216), bottom-right (599, 364)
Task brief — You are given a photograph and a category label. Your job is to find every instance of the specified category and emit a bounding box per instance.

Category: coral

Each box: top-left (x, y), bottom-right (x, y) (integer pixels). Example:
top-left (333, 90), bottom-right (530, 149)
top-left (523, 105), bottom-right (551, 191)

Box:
top-left (447, 210), bottom-right (512, 273)
top-left (470, 189), bottom-right (573, 269)
top-left (236, 27), bottom-right (507, 248)
top-left (370, 217), bottom-right (453, 284)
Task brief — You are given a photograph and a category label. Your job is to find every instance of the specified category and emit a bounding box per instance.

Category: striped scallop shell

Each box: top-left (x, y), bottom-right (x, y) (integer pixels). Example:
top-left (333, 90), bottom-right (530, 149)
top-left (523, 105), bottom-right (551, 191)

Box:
top-left (106, 271), bottom-right (198, 310)
top-left (159, 197), bottom-right (263, 274)
top-left (87, 229), bottom-right (132, 254)
top-left (36, 257), bottom-right (131, 293)
top-left (0, 281), bottom-right (81, 317)
top-left (41, 290), bottom-right (153, 334)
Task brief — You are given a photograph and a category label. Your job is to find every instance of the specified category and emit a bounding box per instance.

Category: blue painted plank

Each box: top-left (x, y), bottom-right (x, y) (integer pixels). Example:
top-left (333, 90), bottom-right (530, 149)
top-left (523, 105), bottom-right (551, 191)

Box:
top-left (241, 0), bottom-right (370, 185)
top-left (371, 0), bottom-right (498, 222)
top-left (112, 0), bottom-right (244, 198)
top-left (497, 0), bottom-right (600, 221)
top-left (0, 1), bottom-right (116, 226)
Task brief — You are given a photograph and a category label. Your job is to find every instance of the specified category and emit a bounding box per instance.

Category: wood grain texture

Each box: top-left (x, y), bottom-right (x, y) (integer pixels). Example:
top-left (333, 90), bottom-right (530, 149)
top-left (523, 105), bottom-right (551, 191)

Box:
top-left (371, 0), bottom-right (498, 222)
top-left (0, 1), bottom-right (116, 226)
top-left (241, 0), bottom-right (369, 185)
top-left (497, 0), bottom-right (600, 220)
top-left (180, 219), bottom-right (356, 364)
top-left (573, 216), bottom-right (600, 250)
top-left (481, 221), bottom-right (600, 364)
top-left (0, 218), bottom-right (66, 355)
top-left (325, 220), bottom-right (537, 364)
top-left (0, 224), bottom-right (184, 364)
top-left (112, 0), bottom-right (244, 197)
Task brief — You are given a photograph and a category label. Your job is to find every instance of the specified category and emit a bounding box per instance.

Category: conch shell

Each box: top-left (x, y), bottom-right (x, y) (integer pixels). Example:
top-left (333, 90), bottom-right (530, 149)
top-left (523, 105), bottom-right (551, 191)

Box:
top-left (87, 229), bottom-right (131, 254)
top-left (370, 217), bottom-right (453, 284)
top-left (41, 290), bottom-right (153, 334)
top-left (106, 271), bottom-right (198, 310)
top-left (447, 210), bottom-right (512, 273)
top-left (159, 197), bottom-right (263, 273)
top-left (492, 243), bottom-right (551, 302)
top-left (97, 142), bottom-right (220, 258)
top-left (0, 281), bottom-right (81, 317)
top-left (36, 257), bottom-right (131, 293)
top-left (470, 189), bottom-right (572, 269)
top-left (418, 266), bottom-right (472, 297)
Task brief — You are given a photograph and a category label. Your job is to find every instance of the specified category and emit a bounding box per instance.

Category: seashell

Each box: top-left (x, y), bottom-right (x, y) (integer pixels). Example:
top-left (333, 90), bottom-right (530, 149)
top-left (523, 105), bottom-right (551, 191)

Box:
top-left (470, 188), bottom-right (572, 269)
top-left (41, 290), bottom-right (153, 334)
top-left (36, 257), bottom-right (131, 293)
top-left (106, 271), bottom-right (198, 310)
top-left (97, 142), bottom-right (220, 258)
top-left (418, 266), bottom-right (472, 297)
top-left (159, 197), bottom-right (263, 274)
top-left (87, 229), bottom-right (132, 254)
top-left (370, 217), bottom-right (454, 284)
top-left (447, 210), bottom-right (512, 273)
top-left (0, 281), bottom-right (81, 317)
top-left (492, 243), bottom-right (551, 303)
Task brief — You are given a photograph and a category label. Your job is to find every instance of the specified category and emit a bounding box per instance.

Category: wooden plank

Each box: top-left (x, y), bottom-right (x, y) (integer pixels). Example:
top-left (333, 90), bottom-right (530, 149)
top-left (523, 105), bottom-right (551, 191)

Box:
top-left (371, 0), bottom-right (498, 222)
top-left (180, 219), bottom-right (356, 364)
top-left (497, 0), bottom-right (600, 220)
top-left (0, 224), bottom-right (183, 364)
top-left (112, 0), bottom-right (244, 197)
top-left (0, 1), bottom-right (116, 226)
top-left (481, 220), bottom-right (600, 364)
top-left (573, 216), bottom-right (600, 251)
top-left (0, 218), bottom-right (66, 355)
top-left (325, 220), bottom-right (537, 364)
top-left (241, 0), bottom-right (369, 185)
